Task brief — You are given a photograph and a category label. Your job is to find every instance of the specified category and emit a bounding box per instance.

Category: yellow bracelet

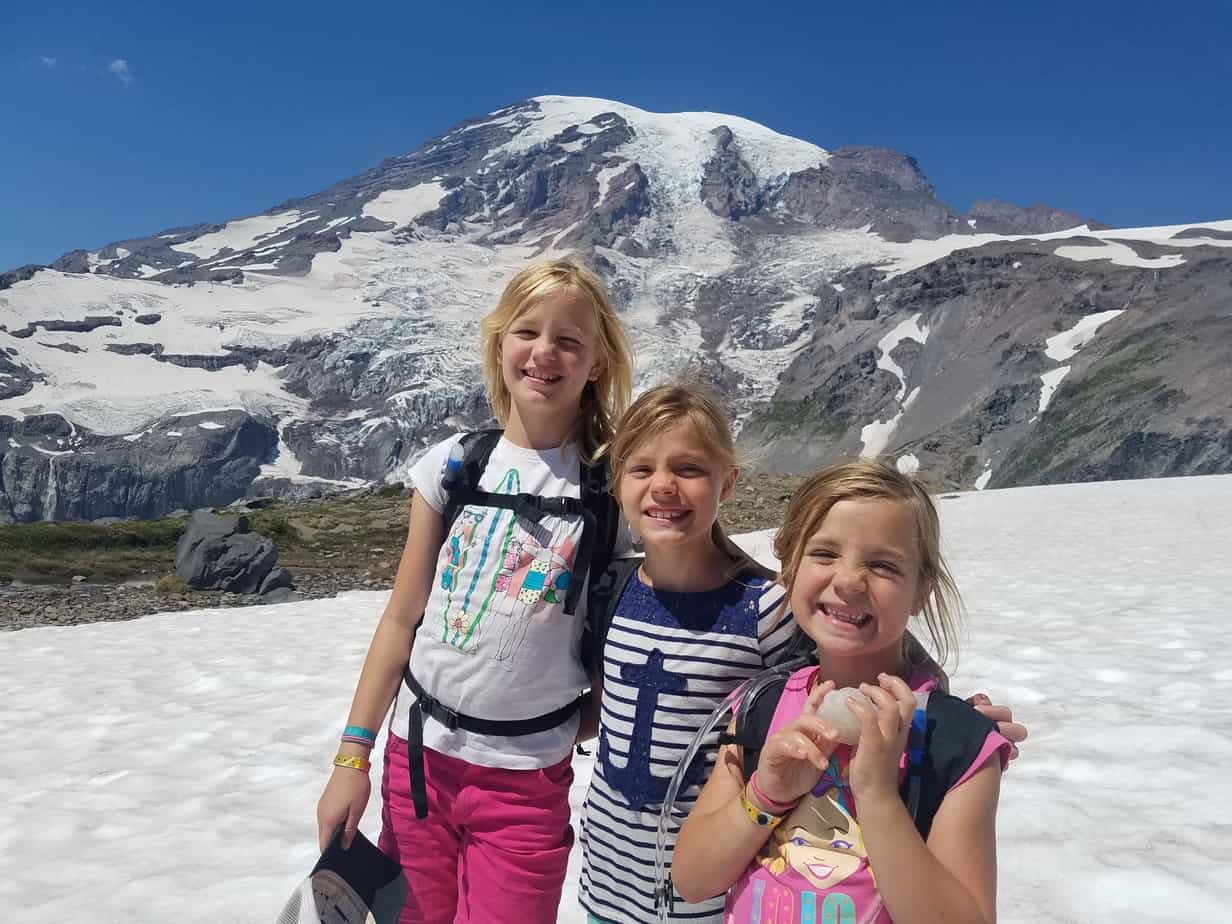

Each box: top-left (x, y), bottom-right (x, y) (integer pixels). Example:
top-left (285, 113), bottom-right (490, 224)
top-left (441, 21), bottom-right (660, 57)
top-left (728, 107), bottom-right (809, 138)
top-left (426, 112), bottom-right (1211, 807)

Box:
top-left (740, 786), bottom-right (787, 831)
top-left (334, 753), bottom-right (372, 773)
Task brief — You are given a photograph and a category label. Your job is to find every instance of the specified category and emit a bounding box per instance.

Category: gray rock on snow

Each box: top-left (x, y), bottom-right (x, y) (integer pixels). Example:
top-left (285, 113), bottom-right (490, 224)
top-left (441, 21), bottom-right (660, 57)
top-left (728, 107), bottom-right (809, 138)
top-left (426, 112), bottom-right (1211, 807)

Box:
top-left (174, 510), bottom-right (282, 593)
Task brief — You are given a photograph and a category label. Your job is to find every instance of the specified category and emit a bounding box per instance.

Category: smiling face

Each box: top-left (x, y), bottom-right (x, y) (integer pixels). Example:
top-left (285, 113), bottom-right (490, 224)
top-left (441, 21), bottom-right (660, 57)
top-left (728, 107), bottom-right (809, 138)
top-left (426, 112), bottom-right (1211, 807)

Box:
top-left (789, 497), bottom-right (923, 662)
top-left (498, 289), bottom-right (602, 426)
top-left (773, 796), bottom-right (867, 890)
top-left (617, 421), bottom-right (736, 553)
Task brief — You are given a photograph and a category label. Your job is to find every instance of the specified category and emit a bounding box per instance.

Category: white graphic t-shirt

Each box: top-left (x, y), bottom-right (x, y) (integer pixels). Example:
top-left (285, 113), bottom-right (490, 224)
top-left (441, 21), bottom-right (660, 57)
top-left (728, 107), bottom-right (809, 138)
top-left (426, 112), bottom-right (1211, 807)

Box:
top-left (391, 433), bottom-right (596, 769)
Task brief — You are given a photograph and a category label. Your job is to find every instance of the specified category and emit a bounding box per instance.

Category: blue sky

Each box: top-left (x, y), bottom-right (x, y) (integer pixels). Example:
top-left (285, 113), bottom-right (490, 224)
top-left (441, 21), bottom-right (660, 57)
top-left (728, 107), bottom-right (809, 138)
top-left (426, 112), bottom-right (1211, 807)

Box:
top-left (2, 0), bottom-right (1229, 270)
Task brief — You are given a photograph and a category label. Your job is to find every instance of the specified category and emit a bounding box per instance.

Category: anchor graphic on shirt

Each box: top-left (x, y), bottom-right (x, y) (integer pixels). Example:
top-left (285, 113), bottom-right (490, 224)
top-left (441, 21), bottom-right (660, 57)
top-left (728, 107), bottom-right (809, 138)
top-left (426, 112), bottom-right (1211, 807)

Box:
top-left (599, 648), bottom-right (706, 808)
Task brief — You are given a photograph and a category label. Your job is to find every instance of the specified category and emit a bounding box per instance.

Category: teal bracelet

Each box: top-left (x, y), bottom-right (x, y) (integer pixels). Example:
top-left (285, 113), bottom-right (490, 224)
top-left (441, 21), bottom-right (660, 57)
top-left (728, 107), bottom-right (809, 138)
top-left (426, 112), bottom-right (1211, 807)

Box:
top-left (343, 724), bottom-right (377, 741)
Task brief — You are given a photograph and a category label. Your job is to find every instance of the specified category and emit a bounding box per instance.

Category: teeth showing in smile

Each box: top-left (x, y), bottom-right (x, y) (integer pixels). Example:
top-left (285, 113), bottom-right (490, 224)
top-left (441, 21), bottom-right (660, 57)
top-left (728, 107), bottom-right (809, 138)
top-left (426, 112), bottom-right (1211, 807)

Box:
top-left (646, 508), bottom-right (687, 521)
top-left (524, 369), bottom-right (561, 383)
top-left (823, 604), bottom-right (871, 627)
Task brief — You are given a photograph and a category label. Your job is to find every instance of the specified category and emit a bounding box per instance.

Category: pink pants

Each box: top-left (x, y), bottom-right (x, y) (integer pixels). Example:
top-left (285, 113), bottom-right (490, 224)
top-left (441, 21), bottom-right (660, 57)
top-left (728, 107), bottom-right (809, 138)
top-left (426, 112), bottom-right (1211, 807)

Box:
top-left (378, 733), bottom-right (574, 924)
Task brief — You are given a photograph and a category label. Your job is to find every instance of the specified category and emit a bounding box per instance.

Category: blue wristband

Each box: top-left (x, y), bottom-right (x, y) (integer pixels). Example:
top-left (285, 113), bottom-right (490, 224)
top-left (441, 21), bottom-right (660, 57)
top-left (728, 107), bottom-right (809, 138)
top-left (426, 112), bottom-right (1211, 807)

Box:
top-left (343, 724), bottom-right (377, 741)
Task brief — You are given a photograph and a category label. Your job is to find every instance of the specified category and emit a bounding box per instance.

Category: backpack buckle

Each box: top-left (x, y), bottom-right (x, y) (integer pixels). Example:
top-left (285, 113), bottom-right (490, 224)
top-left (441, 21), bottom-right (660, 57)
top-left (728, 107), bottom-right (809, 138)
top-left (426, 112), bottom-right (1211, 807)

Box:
top-left (439, 703), bottom-right (461, 731)
top-left (421, 693), bottom-right (461, 731)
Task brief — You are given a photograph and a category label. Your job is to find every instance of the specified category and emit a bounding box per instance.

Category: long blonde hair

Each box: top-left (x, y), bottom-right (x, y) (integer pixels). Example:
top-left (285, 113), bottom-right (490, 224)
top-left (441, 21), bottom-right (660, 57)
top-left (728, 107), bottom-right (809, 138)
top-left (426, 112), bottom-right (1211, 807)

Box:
top-left (773, 459), bottom-right (962, 665)
top-left (611, 383), bottom-right (772, 581)
top-left (480, 259), bottom-right (632, 460)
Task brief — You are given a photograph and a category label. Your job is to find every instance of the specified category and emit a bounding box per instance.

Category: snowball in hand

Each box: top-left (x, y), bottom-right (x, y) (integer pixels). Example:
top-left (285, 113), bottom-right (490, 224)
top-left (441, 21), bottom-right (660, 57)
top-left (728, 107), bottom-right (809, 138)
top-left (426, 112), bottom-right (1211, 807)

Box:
top-left (816, 687), bottom-right (871, 745)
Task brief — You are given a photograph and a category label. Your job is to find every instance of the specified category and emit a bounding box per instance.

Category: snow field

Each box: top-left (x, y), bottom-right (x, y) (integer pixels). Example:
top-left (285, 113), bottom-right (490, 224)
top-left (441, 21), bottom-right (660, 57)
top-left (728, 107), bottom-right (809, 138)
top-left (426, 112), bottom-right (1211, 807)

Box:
top-left (2, 476), bottom-right (1231, 921)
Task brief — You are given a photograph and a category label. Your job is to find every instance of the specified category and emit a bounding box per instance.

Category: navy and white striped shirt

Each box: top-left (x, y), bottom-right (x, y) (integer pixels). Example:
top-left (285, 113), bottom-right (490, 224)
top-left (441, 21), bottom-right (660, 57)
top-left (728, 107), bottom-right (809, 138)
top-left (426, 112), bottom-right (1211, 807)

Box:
top-left (579, 569), bottom-right (797, 924)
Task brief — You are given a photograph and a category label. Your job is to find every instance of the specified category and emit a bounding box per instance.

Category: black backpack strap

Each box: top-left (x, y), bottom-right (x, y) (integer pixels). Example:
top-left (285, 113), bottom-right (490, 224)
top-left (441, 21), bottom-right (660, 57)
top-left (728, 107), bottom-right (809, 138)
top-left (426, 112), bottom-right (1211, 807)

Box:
top-left (908, 692), bottom-right (1001, 839)
top-left (581, 555), bottom-right (642, 673)
top-left (455, 489), bottom-right (586, 523)
top-left (565, 454), bottom-right (617, 615)
top-left (440, 429), bottom-right (502, 530)
top-left (721, 674), bottom-right (791, 778)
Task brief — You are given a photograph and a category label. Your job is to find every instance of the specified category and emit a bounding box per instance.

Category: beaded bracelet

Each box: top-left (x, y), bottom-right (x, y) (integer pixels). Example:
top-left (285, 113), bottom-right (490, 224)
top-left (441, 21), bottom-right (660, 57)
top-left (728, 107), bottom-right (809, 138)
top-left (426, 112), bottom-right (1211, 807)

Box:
top-left (334, 754), bottom-right (372, 773)
top-left (343, 725), bottom-right (377, 742)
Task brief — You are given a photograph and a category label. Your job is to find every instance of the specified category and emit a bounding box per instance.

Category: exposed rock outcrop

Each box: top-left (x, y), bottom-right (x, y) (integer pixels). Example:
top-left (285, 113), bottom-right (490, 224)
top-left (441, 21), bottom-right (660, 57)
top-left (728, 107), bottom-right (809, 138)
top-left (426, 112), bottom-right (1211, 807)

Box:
top-left (966, 199), bottom-right (1102, 235)
top-left (768, 147), bottom-right (969, 240)
top-left (0, 411), bottom-right (278, 523)
top-left (741, 244), bottom-right (1232, 489)
top-left (173, 509), bottom-right (289, 594)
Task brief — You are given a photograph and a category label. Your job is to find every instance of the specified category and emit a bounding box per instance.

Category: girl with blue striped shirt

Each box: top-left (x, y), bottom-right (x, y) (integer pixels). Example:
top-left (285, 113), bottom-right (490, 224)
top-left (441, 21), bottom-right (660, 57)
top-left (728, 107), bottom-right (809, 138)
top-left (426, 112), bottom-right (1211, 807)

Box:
top-left (578, 384), bottom-right (798, 924)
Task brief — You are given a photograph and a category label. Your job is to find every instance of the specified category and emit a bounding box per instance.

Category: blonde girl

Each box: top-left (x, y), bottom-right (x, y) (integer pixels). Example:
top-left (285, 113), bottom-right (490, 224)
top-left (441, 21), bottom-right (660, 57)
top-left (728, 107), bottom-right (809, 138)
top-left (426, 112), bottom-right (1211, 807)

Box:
top-left (317, 259), bottom-right (632, 924)
top-left (673, 460), bottom-right (1012, 924)
top-left (578, 384), bottom-right (801, 924)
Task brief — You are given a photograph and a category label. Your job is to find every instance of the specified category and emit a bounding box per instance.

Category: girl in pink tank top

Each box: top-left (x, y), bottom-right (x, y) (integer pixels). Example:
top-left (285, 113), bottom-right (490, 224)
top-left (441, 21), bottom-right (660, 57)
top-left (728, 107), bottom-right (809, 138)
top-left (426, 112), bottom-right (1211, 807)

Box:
top-left (673, 461), bottom-right (1011, 924)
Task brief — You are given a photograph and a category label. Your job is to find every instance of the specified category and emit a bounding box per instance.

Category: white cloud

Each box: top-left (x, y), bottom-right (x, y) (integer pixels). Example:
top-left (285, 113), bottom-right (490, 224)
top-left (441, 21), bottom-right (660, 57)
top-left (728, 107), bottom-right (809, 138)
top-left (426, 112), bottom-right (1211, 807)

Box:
top-left (107, 58), bottom-right (133, 85)
top-left (39, 56), bottom-right (57, 69)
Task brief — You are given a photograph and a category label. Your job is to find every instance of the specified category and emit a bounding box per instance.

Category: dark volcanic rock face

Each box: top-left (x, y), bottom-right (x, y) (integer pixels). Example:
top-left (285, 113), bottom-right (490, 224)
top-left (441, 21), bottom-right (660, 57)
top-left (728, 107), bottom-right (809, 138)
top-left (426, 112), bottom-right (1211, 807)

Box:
top-left (0, 411), bottom-right (278, 523)
top-left (768, 147), bottom-right (970, 241)
top-left (0, 265), bottom-right (44, 291)
top-left (967, 199), bottom-right (1102, 235)
top-left (0, 352), bottom-right (41, 399)
top-left (701, 126), bottom-right (763, 219)
top-left (742, 244), bottom-right (1232, 489)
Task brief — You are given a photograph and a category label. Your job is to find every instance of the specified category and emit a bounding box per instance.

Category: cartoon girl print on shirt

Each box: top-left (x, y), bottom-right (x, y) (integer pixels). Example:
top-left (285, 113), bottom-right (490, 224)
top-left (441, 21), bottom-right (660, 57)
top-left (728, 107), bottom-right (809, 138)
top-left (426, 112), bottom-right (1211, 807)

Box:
top-left (492, 534), bottom-right (575, 662)
top-left (749, 752), bottom-right (883, 923)
top-left (766, 794), bottom-right (869, 891)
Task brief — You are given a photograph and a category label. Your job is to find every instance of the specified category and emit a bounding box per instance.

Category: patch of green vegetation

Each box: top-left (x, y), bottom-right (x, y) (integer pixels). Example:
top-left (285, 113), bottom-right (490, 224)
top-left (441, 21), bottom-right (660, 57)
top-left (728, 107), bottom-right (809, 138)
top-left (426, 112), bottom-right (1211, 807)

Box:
top-left (752, 401), bottom-right (849, 441)
top-left (248, 511), bottom-right (298, 542)
top-left (0, 515), bottom-right (190, 583)
top-left (0, 516), bottom-right (187, 554)
top-left (998, 335), bottom-right (1174, 484)
top-left (0, 489), bottom-right (407, 584)
top-left (156, 574), bottom-right (191, 597)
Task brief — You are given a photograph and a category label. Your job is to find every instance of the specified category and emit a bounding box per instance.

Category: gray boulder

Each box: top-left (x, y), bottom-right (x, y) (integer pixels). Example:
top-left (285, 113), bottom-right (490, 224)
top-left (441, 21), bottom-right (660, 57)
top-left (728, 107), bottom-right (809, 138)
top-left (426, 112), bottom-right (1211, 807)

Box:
top-left (260, 587), bottom-right (301, 605)
top-left (174, 510), bottom-right (280, 593)
top-left (258, 566), bottom-right (295, 595)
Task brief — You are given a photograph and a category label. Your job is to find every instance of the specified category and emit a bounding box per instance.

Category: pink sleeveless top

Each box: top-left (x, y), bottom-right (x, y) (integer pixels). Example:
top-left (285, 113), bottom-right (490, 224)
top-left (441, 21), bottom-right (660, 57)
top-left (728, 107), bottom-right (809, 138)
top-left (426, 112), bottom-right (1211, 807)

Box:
top-left (724, 666), bottom-right (1009, 924)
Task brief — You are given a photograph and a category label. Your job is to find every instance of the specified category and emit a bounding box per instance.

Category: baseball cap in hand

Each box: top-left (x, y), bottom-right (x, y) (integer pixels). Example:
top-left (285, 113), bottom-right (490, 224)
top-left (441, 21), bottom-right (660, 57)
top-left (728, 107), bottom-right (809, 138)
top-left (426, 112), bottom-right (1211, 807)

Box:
top-left (276, 830), bottom-right (406, 924)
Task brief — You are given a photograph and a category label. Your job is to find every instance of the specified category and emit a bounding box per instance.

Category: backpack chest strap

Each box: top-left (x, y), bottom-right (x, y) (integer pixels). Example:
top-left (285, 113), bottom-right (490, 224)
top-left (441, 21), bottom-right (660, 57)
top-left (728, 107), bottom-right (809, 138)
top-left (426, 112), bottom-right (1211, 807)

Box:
top-left (450, 488), bottom-right (586, 523)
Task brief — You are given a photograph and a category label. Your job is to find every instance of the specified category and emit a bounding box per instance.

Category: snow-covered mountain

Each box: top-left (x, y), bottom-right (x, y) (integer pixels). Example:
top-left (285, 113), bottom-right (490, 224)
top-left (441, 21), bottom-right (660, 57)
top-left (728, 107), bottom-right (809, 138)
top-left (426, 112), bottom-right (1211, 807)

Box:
top-left (2, 95), bottom-right (1230, 521)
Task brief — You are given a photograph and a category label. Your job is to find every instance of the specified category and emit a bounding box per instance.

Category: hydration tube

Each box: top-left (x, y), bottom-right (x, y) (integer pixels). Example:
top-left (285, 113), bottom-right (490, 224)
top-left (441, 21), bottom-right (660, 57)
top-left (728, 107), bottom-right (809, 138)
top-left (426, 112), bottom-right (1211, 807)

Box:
top-left (651, 655), bottom-right (812, 924)
top-left (652, 684), bottom-right (743, 924)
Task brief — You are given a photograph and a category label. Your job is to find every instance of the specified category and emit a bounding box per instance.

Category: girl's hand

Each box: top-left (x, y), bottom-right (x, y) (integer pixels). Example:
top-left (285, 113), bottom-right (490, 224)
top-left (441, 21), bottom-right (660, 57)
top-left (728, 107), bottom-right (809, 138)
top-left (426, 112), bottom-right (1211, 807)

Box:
top-left (754, 679), bottom-right (840, 806)
top-left (316, 766), bottom-right (372, 851)
top-left (846, 673), bottom-right (917, 806)
top-left (968, 692), bottom-right (1027, 763)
